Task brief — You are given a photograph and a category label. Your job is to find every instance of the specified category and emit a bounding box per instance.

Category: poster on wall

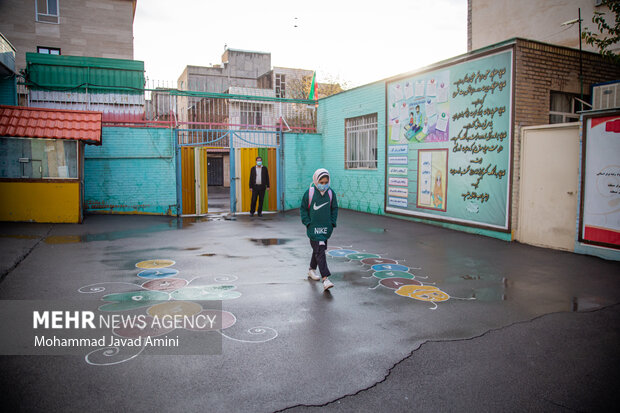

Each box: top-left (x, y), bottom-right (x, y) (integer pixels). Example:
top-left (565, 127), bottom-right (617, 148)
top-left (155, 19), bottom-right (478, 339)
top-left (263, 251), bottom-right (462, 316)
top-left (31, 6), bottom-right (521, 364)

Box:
top-left (580, 112), bottom-right (620, 249)
top-left (385, 49), bottom-right (513, 231)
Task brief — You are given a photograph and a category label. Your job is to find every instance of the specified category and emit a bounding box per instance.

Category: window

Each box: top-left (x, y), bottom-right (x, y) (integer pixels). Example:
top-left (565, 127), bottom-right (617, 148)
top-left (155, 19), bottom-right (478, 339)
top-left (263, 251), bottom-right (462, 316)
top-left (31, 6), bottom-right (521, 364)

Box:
top-left (240, 103), bottom-right (262, 129)
top-left (549, 91), bottom-right (590, 124)
top-left (275, 74), bottom-right (285, 98)
top-left (36, 0), bottom-right (59, 24)
top-left (345, 113), bottom-right (378, 169)
top-left (37, 46), bottom-right (61, 55)
top-left (0, 138), bottom-right (78, 179)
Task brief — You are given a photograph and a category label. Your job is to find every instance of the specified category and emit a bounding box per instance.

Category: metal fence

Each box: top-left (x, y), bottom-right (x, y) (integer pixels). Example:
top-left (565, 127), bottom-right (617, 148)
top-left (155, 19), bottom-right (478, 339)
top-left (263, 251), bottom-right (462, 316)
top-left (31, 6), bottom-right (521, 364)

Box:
top-left (17, 79), bottom-right (318, 136)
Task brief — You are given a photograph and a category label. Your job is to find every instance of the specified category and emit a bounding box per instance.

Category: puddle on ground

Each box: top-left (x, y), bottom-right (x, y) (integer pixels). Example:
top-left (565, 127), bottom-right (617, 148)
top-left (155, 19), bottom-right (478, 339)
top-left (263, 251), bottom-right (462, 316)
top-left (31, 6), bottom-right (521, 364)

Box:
top-left (571, 296), bottom-right (606, 312)
top-left (176, 214), bottom-right (235, 228)
top-left (470, 287), bottom-right (507, 301)
top-left (0, 234), bottom-right (41, 240)
top-left (365, 227), bottom-right (388, 233)
top-left (249, 238), bottom-right (290, 246)
top-left (44, 235), bottom-right (83, 244)
top-left (38, 222), bottom-right (178, 244)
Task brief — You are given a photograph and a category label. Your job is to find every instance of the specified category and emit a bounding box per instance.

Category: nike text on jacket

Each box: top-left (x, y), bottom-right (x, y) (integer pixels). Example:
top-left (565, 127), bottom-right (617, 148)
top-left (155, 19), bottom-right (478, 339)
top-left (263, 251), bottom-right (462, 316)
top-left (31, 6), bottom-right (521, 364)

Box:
top-left (300, 185), bottom-right (339, 241)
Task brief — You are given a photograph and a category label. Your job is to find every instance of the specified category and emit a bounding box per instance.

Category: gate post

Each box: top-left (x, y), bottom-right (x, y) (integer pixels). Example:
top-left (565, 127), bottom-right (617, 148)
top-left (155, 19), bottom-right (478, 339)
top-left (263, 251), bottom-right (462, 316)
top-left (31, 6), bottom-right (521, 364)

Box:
top-left (229, 134), bottom-right (236, 214)
top-left (277, 120), bottom-right (284, 211)
top-left (175, 129), bottom-right (182, 216)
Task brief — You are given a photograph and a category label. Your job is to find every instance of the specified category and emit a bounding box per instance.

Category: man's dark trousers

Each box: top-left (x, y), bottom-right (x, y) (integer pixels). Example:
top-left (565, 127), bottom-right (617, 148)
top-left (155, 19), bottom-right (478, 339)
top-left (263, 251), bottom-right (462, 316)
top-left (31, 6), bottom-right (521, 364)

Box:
top-left (250, 184), bottom-right (266, 215)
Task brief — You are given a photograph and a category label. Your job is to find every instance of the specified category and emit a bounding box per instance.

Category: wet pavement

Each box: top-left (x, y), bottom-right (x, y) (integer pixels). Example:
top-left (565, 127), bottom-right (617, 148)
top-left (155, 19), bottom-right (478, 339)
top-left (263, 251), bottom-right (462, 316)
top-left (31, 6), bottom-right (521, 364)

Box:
top-left (0, 210), bottom-right (619, 412)
top-left (208, 186), bottom-right (230, 213)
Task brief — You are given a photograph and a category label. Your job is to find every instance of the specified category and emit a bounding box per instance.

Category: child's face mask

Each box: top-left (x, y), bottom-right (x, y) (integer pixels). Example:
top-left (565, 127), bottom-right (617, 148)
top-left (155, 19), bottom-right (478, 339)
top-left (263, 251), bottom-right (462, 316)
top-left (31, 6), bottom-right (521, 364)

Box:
top-left (317, 183), bottom-right (329, 192)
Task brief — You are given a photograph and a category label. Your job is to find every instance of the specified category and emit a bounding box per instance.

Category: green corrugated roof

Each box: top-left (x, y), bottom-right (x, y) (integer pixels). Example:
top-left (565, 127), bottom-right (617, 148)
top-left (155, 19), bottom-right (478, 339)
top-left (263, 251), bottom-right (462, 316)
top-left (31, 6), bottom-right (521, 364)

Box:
top-left (25, 53), bottom-right (145, 92)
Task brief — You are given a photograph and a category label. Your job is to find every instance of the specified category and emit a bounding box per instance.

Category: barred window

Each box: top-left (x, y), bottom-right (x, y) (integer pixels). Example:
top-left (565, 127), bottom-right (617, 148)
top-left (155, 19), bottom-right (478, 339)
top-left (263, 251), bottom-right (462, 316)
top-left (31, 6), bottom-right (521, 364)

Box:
top-left (240, 103), bottom-right (262, 129)
top-left (345, 113), bottom-right (377, 169)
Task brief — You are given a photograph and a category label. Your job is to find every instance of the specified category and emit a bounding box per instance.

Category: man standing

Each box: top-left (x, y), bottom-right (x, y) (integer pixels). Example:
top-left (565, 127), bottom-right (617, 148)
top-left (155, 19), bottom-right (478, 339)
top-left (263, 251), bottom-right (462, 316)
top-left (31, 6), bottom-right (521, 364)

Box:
top-left (249, 156), bottom-right (270, 217)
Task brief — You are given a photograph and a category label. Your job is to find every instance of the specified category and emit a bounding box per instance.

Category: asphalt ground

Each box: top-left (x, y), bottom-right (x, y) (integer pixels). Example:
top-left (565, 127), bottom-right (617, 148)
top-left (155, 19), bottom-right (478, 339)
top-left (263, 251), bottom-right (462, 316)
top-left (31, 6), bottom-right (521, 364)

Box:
top-left (0, 209), bottom-right (619, 412)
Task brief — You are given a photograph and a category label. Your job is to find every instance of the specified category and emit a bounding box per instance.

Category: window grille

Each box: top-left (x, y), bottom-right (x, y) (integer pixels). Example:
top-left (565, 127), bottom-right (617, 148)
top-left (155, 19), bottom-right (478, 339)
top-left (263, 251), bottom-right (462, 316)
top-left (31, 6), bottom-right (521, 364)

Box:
top-left (345, 113), bottom-right (378, 169)
top-left (240, 103), bottom-right (263, 129)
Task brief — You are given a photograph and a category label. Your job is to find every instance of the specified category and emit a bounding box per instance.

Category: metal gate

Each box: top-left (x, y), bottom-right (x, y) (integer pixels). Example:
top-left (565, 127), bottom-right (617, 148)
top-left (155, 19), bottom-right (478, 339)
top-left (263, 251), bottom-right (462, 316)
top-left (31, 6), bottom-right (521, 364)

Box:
top-left (175, 128), bottom-right (281, 215)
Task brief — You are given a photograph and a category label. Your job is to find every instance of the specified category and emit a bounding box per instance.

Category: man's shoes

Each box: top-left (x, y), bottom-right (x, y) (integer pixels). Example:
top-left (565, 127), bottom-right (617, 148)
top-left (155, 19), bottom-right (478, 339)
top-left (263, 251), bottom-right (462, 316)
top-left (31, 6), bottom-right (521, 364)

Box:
top-left (323, 278), bottom-right (334, 290)
top-left (257, 213), bottom-right (262, 217)
top-left (250, 213), bottom-right (254, 217)
top-left (307, 269), bottom-right (320, 281)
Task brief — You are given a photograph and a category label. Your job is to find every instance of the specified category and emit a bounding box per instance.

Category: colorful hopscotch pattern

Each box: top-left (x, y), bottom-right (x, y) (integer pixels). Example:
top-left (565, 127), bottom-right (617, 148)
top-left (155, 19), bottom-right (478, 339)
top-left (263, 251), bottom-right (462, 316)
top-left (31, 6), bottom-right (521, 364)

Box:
top-left (327, 247), bottom-right (474, 310)
top-left (77, 258), bottom-right (277, 365)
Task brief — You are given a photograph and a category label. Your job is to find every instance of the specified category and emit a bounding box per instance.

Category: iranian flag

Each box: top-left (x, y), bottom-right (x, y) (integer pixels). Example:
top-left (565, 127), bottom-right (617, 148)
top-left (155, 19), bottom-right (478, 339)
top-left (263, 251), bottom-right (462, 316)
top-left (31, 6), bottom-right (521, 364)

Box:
top-left (308, 71), bottom-right (316, 100)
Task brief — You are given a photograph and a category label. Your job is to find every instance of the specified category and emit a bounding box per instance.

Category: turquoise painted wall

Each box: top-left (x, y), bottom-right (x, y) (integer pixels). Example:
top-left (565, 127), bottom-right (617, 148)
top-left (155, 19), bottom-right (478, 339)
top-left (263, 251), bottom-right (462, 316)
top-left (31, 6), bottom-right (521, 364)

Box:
top-left (317, 81), bottom-right (386, 215)
top-left (282, 133), bottom-right (324, 210)
top-left (304, 80), bottom-right (512, 241)
top-left (84, 127), bottom-right (177, 215)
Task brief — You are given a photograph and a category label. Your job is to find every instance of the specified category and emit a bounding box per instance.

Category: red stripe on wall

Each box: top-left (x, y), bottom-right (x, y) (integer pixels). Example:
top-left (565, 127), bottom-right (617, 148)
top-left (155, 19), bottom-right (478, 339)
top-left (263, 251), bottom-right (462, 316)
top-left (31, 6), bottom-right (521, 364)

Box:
top-left (584, 226), bottom-right (620, 246)
top-left (590, 115), bottom-right (620, 129)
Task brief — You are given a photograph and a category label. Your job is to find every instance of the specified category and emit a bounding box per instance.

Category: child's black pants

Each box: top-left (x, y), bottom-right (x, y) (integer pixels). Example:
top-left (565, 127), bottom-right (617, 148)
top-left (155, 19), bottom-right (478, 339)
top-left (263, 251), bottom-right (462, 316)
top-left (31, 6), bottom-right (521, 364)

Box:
top-left (309, 240), bottom-right (331, 277)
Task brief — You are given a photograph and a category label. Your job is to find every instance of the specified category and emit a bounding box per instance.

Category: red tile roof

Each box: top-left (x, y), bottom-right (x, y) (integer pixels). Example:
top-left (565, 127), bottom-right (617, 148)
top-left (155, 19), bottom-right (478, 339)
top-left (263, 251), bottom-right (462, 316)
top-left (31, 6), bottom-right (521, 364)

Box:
top-left (0, 105), bottom-right (102, 145)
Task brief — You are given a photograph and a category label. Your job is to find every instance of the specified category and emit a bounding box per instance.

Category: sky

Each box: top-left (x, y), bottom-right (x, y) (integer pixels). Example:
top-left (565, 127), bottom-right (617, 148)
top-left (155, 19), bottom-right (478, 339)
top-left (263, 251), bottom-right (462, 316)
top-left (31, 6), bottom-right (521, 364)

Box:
top-left (133, 0), bottom-right (468, 89)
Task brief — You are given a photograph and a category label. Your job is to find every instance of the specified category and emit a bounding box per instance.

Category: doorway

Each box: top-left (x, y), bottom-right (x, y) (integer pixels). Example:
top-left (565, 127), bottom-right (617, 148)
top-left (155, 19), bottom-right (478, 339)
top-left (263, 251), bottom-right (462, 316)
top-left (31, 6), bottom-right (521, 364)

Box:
top-left (207, 153), bottom-right (230, 213)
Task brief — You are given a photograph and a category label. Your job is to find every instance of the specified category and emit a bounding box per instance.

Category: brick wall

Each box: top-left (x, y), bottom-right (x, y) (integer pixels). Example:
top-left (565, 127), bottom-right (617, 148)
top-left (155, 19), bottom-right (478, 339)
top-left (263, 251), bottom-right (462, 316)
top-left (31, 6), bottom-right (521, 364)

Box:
top-left (467, 0), bottom-right (472, 52)
top-left (318, 81), bottom-right (386, 215)
top-left (510, 39), bottom-right (620, 232)
top-left (84, 127), bottom-right (178, 215)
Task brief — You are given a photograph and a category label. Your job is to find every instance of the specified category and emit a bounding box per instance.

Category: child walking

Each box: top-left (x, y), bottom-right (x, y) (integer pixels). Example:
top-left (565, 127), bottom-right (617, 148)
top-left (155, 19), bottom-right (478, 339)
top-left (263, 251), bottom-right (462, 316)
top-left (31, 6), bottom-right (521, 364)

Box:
top-left (300, 168), bottom-right (339, 290)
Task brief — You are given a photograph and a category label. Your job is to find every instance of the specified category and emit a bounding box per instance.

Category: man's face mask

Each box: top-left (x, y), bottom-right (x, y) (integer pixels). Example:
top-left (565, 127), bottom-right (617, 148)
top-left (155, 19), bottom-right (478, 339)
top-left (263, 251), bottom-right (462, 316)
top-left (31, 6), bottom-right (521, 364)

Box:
top-left (257, 160), bottom-right (262, 166)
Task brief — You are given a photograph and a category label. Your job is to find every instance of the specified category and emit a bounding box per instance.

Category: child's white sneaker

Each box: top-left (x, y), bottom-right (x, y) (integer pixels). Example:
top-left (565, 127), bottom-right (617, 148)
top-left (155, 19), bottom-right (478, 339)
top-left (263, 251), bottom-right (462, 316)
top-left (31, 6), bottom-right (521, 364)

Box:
top-left (307, 269), bottom-right (320, 281)
top-left (323, 278), bottom-right (334, 290)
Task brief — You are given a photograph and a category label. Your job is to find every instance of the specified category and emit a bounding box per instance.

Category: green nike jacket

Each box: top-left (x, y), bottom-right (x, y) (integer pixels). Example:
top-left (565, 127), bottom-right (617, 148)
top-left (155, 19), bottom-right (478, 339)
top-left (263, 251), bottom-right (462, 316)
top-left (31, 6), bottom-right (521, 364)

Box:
top-left (300, 185), bottom-right (339, 242)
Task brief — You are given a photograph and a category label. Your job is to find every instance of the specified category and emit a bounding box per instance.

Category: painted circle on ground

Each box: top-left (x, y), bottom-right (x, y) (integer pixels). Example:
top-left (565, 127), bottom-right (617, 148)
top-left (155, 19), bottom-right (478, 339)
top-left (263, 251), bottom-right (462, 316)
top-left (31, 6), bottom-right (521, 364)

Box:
top-left (170, 286), bottom-right (242, 301)
top-left (142, 278), bottom-right (187, 292)
top-left (113, 316), bottom-right (175, 339)
top-left (373, 270), bottom-right (413, 279)
top-left (361, 257), bottom-right (398, 266)
top-left (395, 285), bottom-right (450, 302)
top-left (99, 290), bottom-right (170, 312)
top-left (147, 301), bottom-right (202, 318)
top-left (135, 259), bottom-right (176, 269)
top-left (346, 253), bottom-right (380, 261)
top-left (184, 310), bottom-right (237, 331)
top-left (327, 249), bottom-right (358, 257)
top-left (137, 268), bottom-right (179, 279)
top-left (371, 263), bottom-right (409, 272)
top-left (380, 277), bottom-right (422, 290)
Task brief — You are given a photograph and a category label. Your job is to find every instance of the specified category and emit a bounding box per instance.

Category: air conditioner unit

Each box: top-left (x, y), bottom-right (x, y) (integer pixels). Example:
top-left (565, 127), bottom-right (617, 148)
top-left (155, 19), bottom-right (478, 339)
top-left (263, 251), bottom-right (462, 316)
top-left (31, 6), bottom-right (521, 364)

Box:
top-left (592, 81), bottom-right (620, 110)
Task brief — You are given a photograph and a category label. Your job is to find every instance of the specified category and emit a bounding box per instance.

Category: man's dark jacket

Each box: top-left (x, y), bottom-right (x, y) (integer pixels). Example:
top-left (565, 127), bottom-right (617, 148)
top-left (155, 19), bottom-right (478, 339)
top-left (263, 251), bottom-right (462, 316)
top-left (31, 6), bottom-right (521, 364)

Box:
top-left (249, 166), bottom-right (270, 189)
